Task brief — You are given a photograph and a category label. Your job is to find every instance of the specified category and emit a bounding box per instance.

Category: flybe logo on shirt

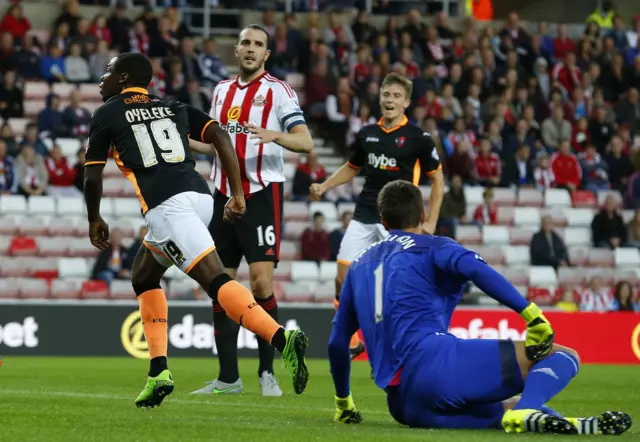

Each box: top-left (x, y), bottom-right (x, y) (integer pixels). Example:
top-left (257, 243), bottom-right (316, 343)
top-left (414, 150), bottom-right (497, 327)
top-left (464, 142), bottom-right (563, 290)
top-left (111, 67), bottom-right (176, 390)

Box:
top-left (221, 122), bottom-right (251, 135)
top-left (368, 153), bottom-right (400, 171)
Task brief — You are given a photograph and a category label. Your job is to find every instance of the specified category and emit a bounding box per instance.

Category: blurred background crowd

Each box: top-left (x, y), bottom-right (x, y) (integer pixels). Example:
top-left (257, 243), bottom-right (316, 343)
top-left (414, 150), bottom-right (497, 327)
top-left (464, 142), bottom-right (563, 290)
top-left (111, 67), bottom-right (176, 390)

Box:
top-left (0, 0), bottom-right (639, 311)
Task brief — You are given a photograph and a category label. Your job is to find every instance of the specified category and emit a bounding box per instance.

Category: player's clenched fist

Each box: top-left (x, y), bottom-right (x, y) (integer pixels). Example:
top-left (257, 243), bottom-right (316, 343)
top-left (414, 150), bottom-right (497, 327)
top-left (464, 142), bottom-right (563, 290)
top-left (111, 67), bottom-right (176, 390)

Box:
top-left (224, 195), bottom-right (246, 222)
top-left (309, 183), bottom-right (325, 201)
top-left (89, 217), bottom-right (111, 250)
top-left (520, 302), bottom-right (555, 362)
top-left (334, 394), bottom-right (363, 424)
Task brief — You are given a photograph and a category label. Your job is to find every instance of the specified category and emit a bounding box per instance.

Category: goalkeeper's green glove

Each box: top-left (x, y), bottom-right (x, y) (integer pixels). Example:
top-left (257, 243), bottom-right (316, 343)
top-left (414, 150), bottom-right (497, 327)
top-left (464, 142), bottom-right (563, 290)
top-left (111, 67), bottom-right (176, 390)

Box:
top-left (520, 302), bottom-right (555, 362)
top-left (334, 394), bottom-right (363, 424)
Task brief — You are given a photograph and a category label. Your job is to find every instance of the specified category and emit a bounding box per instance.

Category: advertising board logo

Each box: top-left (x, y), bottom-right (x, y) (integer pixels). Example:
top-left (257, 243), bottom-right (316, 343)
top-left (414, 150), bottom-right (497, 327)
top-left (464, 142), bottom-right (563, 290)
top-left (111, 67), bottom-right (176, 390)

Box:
top-left (121, 311), bottom-right (148, 359)
top-left (0, 317), bottom-right (39, 348)
top-left (632, 322), bottom-right (640, 361)
top-left (227, 105), bottom-right (242, 122)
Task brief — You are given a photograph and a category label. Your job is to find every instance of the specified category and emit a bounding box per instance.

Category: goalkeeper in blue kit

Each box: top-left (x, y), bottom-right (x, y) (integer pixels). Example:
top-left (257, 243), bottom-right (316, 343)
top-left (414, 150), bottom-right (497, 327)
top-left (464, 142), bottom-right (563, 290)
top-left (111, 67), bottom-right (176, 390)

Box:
top-left (328, 180), bottom-right (632, 435)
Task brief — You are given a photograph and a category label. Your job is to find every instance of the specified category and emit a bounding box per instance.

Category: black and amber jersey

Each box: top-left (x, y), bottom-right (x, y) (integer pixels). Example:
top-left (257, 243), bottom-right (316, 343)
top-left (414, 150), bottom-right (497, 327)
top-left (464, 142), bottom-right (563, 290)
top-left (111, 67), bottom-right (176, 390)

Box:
top-left (348, 116), bottom-right (441, 224)
top-left (85, 87), bottom-right (215, 214)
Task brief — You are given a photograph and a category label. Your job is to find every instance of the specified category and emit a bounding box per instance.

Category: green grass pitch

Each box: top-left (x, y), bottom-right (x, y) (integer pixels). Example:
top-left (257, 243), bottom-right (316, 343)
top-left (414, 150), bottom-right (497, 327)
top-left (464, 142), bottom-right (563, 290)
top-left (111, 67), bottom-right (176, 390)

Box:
top-left (0, 358), bottom-right (638, 441)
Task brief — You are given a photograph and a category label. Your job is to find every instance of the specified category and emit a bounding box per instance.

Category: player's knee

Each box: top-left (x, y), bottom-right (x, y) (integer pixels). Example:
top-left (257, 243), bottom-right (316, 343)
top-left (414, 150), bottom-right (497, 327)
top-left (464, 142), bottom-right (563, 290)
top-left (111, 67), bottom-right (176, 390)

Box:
top-left (553, 345), bottom-right (581, 373)
top-left (131, 275), bottom-right (162, 297)
top-left (250, 277), bottom-right (272, 299)
top-left (207, 272), bottom-right (234, 301)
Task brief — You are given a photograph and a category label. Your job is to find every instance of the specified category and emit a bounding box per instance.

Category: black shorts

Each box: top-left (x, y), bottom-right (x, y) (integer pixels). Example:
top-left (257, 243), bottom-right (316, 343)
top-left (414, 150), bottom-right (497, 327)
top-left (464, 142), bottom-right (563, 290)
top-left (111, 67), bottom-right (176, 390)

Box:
top-left (210, 182), bottom-right (284, 269)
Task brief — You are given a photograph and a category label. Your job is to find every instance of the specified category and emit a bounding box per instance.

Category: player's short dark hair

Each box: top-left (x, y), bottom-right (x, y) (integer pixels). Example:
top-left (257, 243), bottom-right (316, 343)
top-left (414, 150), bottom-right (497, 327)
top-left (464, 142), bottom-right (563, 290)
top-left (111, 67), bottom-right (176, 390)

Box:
top-left (381, 73), bottom-right (412, 98)
top-left (113, 52), bottom-right (153, 88)
top-left (312, 211), bottom-right (324, 220)
top-left (240, 24), bottom-right (270, 48)
top-left (378, 180), bottom-right (423, 230)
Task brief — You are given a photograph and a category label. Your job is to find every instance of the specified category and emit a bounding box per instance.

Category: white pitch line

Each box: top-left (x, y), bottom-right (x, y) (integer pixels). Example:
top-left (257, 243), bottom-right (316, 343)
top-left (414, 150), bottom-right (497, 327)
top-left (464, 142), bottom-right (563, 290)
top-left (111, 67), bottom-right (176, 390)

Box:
top-left (0, 389), bottom-right (390, 416)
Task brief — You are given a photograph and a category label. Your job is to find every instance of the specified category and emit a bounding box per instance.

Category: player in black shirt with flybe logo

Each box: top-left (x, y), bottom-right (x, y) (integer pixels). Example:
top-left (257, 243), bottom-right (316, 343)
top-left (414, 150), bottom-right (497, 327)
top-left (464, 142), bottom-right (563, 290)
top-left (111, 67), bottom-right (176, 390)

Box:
top-left (310, 73), bottom-right (445, 355)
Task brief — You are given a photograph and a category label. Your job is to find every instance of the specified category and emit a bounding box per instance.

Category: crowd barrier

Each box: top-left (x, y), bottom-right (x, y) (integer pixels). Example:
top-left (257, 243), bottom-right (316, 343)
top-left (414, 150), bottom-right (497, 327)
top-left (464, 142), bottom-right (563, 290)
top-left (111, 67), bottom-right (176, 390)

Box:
top-left (0, 302), bottom-right (638, 364)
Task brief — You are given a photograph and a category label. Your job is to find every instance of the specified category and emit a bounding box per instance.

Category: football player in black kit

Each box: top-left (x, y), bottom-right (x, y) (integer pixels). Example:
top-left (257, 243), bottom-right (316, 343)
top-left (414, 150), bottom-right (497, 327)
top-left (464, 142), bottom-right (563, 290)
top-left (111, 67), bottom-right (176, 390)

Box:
top-left (310, 73), bottom-right (445, 355)
top-left (84, 52), bottom-right (309, 408)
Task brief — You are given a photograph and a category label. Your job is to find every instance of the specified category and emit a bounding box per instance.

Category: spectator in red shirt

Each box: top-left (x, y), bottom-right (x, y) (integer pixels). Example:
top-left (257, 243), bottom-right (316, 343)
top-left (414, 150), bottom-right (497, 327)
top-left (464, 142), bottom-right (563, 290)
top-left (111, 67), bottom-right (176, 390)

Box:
top-left (551, 140), bottom-right (582, 192)
top-left (534, 152), bottom-right (556, 190)
top-left (0, 4), bottom-right (30, 42)
top-left (553, 23), bottom-right (576, 59)
top-left (553, 52), bottom-right (582, 96)
top-left (419, 89), bottom-right (442, 119)
top-left (571, 117), bottom-right (591, 152)
top-left (473, 188), bottom-right (498, 225)
top-left (352, 44), bottom-right (372, 92)
top-left (447, 140), bottom-right (476, 184)
top-left (393, 47), bottom-right (420, 80)
top-left (89, 14), bottom-right (112, 48)
top-left (448, 118), bottom-right (478, 149)
top-left (475, 137), bottom-right (501, 186)
top-left (301, 212), bottom-right (331, 263)
top-left (292, 151), bottom-right (326, 201)
top-left (45, 144), bottom-right (80, 197)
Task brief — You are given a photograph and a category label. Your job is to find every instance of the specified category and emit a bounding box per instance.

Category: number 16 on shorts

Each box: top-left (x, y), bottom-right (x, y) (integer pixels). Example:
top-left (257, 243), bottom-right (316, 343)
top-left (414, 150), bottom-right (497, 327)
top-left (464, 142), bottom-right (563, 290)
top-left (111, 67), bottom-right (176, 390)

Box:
top-left (257, 225), bottom-right (276, 247)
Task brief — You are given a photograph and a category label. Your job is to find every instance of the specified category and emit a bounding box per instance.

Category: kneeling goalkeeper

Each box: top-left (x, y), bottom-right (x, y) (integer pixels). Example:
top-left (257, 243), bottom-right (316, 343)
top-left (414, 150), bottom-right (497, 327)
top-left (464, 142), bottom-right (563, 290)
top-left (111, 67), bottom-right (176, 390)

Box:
top-left (328, 180), bottom-right (632, 435)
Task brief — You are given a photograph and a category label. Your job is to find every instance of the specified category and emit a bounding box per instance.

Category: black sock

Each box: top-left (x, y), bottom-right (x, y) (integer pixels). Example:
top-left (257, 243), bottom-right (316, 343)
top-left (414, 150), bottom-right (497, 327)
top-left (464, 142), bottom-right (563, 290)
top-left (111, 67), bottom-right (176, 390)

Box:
top-left (149, 356), bottom-right (167, 377)
top-left (271, 327), bottom-right (286, 353)
top-left (212, 300), bottom-right (240, 383)
top-left (255, 295), bottom-right (278, 375)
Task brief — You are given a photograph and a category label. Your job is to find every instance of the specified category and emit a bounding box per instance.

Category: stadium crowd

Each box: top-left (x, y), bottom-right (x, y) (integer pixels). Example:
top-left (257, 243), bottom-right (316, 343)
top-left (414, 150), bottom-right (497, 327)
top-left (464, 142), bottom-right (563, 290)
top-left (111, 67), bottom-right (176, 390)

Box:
top-left (0, 0), bottom-right (639, 311)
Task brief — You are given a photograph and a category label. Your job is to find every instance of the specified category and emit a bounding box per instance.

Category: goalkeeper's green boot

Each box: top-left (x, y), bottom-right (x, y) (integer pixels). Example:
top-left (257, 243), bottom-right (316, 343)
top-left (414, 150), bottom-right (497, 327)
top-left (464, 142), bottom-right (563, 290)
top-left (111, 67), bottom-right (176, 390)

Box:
top-left (135, 369), bottom-right (174, 409)
top-left (281, 330), bottom-right (309, 395)
top-left (566, 411), bottom-right (633, 435)
top-left (502, 409), bottom-right (577, 434)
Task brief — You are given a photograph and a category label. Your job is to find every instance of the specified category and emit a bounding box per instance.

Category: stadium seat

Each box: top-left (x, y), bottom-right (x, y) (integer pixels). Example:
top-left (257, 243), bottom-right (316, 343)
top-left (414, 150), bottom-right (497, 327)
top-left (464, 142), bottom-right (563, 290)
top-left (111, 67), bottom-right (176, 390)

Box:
top-left (37, 236), bottom-right (69, 256)
top-left (273, 261), bottom-right (292, 281)
top-left (314, 281), bottom-right (335, 302)
top-left (50, 279), bottom-right (82, 299)
top-left (68, 238), bottom-right (99, 257)
top-left (353, 177), bottom-right (365, 195)
top-left (7, 117), bottom-right (29, 136)
top-left (168, 279), bottom-right (199, 299)
top-left (283, 282), bottom-right (316, 302)
top-left (24, 81), bottom-right (50, 100)
top-left (468, 245), bottom-right (504, 265)
top-left (27, 196), bottom-right (56, 215)
top-left (621, 209), bottom-right (635, 224)
top-left (496, 206), bottom-right (514, 225)
top-left (529, 266), bottom-right (558, 287)
top-left (110, 280), bottom-right (136, 299)
top-left (283, 202), bottom-right (309, 221)
top-left (282, 180), bottom-right (293, 199)
top-left (113, 198), bottom-right (140, 218)
top-left (587, 248), bottom-right (615, 267)
top-left (615, 268), bottom-right (640, 285)
top-left (0, 195), bottom-right (27, 214)
top-left (504, 267), bottom-right (529, 286)
top-left (291, 261), bottom-right (319, 281)
top-left (104, 161), bottom-right (121, 177)
top-left (0, 278), bottom-right (20, 298)
top-left (464, 186), bottom-right (484, 206)
top-left (236, 260), bottom-right (250, 280)
top-left (572, 190), bottom-right (597, 208)
top-left (492, 187), bottom-right (516, 206)
top-left (0, 257), bottom-right (30, 277)
top-left (568, 247), bottom-right (589, 266)
top-left (455, 225), bottom-right (481, 245)
top-left (19, 278), bottom-right (50, 299)
top-left (0, 235), bottom-right (10, 255)
top-left (283, 221), bottom-right (308, 240)
top-left (102, 178), bottom-right (126, 197)
top-left (558, 266), bottom-right (586, 287)
top-left (194, 160), bottom-right (211, 177)
top-left (319, 261), bottom-right (337, 281)
top-left (513, 207), bottom-right (542, 227)
top-left (509, 227), bottom-right (536, 245)
top-left (279, 240), bottom-right (299, 260)
top-left (81, 280), bottom-right (110, 299)
top-left (585, 267), bottom-right (615, 286)
top-left (545, 207), bottom-right (568, 226)
top-left (58, 258), bottom-right (89, 279)
top-left (52, 82), bottom-right (76, 97)
top-left (9, 236), bottom-right (38, 256)
top-left (78, 83), bottom-right (102, 101)
top-left (309, 201), bottom-right (338, 220)
top-left (563, 208), bottom-right (595, 227)
top-left (283, 162), bottom-right (296, 180)
top-left (55, 138), bottom-right (82, 158)
top-left (614, 247), bottom-right (640, 267)
top-left (517, 188), bottom-right (544, 207)
top-left (56, 196), bottom-right (85, 216)
top-left (482, 225), bottom-right (509, 245)
top-left (504, 245), bottom-right (530, 266)
top-left (561, 227), bottom-right (592, 247)
top-left (544, 188), bottom-right (572, 208)
top-left (0, 215), bottom-right (22, 235)
top-left (31, 257), bottom-right (59, 279)
top-left (337, 202), bottom-right (356, 217)
top-left (20, 215), bottom-right (51, 236)
top-left (597, 189), bottom-right (623, 208)
top-left (285, 72), bottom-right (304, 89)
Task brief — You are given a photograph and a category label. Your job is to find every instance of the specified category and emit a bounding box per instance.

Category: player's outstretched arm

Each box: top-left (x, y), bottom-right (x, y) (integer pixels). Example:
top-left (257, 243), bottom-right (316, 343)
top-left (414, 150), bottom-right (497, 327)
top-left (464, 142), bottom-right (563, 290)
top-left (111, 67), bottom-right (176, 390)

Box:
top-left (441, 247), bottom-right (555, 361)
top-left (84, 164), bottom-right (110, 250)
top-left (309, 163), bottom-right (360, 201)
top-left (247, 123), bottom-right (313, 153)
top-left (423, 167), bottom-right (445, 234)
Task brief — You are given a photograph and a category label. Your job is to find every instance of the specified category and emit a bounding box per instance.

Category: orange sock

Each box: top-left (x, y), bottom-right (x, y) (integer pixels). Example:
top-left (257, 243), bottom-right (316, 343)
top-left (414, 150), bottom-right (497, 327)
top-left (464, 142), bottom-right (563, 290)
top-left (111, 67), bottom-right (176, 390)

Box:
top-left (218, 280), bottom-right (280, 343)
top-left (350, 333), bottom-right (361, 349)
top-left (138, 289), bottom-right (168, 359)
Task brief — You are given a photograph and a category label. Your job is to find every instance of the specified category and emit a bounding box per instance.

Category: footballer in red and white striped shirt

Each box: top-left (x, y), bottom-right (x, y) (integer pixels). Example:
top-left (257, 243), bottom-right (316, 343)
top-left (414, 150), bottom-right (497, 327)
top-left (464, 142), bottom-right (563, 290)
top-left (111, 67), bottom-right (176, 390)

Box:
top-left (190, 24), bottom-right (313, 398)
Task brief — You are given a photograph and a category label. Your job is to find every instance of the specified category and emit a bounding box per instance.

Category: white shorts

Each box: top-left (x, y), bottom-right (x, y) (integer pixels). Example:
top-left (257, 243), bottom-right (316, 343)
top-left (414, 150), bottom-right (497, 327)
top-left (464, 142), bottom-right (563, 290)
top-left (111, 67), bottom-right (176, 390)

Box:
top-left (143, 191), bottom-right (215, 273)
top-left (336, 219), bottom-right (388, 264)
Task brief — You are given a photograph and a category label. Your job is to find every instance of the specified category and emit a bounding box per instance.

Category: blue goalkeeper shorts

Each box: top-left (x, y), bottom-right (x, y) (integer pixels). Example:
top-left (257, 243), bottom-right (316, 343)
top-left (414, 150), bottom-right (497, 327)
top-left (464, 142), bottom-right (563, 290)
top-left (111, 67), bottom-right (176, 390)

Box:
top-left (386, 333), bottom-right (524, 429)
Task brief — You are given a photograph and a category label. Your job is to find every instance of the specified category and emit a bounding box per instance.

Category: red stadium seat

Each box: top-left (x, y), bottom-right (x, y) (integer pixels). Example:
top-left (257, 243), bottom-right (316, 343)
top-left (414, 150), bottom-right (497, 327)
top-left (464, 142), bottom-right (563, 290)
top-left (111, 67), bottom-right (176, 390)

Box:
top-left (31, 257), bottom-right (59, 279)
top-left (572, 190), bottom-right (597, 208)
top-left (9, 236), bottom-right (38, 257)
top-left (82, 280), bottom-right (109, 299)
